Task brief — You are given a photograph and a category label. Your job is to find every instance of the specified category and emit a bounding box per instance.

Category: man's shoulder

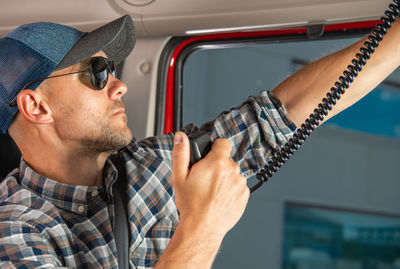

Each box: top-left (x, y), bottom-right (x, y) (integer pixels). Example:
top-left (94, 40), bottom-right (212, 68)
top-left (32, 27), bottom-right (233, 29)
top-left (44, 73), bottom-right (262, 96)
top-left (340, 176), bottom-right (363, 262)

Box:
top-left (123, 135), bottom-right (174, 152)
top-left (120, 135), bottom-right (175, 162)
top-left (0, 174), bottom-right (62, 229)
top-left (0, 170), bottom-right (22, 202)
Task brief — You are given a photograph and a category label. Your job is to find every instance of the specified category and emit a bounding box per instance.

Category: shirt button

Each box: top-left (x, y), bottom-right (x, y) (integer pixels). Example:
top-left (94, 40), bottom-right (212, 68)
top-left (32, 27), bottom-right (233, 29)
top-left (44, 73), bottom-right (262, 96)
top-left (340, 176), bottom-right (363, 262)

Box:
top-left (78, 205), bottom-right (85, 213)
top-left (91, 190), bottom-right (99, 197)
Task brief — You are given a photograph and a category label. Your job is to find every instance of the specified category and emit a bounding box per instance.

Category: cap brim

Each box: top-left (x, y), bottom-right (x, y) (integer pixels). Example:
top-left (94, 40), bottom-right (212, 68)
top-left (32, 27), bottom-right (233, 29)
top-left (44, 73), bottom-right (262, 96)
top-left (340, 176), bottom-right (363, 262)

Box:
top-left (56, 15), bottom-right (135, 70)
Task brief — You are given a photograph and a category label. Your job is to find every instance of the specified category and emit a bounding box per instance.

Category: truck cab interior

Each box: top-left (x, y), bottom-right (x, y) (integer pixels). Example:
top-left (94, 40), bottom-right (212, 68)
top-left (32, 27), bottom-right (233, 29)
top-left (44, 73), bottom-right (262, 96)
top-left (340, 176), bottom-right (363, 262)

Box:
top-left (1, 0), bottom-right (399, 268)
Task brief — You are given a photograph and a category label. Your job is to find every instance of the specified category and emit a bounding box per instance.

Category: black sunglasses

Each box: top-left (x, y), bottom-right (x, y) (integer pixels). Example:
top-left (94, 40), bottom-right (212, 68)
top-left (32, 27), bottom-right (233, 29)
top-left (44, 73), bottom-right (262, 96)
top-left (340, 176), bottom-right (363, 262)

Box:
top-left (8, 56), bottom-right (116, 107)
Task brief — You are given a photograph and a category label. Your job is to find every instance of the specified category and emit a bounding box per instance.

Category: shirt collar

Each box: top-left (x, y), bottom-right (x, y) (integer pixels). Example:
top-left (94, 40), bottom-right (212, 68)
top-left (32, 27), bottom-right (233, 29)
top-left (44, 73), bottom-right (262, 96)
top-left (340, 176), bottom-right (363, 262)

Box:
top-left (19, 158), bottom-right (118, 216)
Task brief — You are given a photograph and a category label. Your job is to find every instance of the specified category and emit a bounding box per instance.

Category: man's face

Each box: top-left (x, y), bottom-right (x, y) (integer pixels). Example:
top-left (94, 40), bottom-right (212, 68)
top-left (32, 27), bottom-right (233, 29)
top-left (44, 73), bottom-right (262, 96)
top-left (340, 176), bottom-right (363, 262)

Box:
top-left (42, 51), bottom-right (132, 155)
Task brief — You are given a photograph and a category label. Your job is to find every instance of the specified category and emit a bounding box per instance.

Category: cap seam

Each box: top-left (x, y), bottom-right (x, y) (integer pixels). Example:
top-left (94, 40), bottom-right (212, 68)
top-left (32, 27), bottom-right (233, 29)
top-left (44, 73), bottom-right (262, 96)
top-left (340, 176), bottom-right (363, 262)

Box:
top-left (10, 38), bottom-right (56, 91)
top-left (7, 37), bottom-right (54, 64)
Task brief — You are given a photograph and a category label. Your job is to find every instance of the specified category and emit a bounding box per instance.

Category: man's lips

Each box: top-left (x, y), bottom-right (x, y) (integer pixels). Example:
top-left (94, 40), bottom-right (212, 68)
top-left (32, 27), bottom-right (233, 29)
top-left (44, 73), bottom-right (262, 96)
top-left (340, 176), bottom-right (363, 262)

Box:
top-left (113, 108), bottom-right (126, 115)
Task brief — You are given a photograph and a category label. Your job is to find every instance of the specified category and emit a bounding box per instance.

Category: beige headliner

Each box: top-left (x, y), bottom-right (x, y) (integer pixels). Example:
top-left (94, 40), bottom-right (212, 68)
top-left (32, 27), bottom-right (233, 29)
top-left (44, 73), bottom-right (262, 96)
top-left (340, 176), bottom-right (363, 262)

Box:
top-left (0, 0), bottom-right (393, 37)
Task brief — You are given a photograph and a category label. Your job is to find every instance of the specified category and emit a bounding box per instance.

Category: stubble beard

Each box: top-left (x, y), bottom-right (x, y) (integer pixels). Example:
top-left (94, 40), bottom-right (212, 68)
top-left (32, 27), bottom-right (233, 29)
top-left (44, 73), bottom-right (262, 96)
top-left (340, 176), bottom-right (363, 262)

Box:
top-left (55, 101), bottom-right (132, 156)
top-left (80, 116), bottom-right (132, 155)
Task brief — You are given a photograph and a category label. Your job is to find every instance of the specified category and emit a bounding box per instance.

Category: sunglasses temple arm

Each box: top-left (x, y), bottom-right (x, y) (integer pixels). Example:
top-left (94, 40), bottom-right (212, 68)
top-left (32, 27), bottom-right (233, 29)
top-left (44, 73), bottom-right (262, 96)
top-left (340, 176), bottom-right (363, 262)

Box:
top-left (8, 70), bottom-right (88, 107)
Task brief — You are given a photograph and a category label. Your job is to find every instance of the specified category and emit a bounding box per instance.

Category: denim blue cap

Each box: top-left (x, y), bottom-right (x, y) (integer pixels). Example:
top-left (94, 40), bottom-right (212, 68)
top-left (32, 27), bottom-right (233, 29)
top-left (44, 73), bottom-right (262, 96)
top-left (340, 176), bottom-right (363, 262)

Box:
top-left (0, 15), bottom-right (135, 134)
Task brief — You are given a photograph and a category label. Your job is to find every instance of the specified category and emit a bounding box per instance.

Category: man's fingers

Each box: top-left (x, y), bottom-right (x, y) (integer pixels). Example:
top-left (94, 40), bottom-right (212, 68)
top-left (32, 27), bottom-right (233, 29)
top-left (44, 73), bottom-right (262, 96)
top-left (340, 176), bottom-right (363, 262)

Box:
top-left (209, 138), bottom-right (232, 158)
top-left (172, 132), bottom-right (190, 185)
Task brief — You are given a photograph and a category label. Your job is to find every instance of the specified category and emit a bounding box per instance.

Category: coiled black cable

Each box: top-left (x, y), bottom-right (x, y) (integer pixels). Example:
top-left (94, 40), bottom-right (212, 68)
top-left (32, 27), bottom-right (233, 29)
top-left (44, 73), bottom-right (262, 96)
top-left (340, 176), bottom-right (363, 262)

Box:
top-left (250, 0), bottom-right (400, 193)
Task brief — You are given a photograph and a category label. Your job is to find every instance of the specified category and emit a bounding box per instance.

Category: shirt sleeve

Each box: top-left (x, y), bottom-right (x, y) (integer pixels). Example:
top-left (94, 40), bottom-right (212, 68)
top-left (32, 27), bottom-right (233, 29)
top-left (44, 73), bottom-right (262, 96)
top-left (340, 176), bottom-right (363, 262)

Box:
top-left (0, 221), bottom-right (64, 268)
top-left (136, 90), bottom-right (297, 178)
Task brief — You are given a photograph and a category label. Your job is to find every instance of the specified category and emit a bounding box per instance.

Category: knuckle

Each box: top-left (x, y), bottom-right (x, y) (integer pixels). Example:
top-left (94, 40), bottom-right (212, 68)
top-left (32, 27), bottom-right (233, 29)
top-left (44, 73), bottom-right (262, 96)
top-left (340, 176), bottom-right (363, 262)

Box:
top-left (213, 168), bottom-right (226, 181)
top-left (238, 175), bottom-right (247, 190)
top-left (233, 163), bottom-right (241, 175)
top-left (209, 158), bottom-right (226, 172)
top-left (213, 157), bottom-right (227, 170)
top-left (214, 138), bottom-right (230, 146)
top-left (220, 138), bottom-right (232, 147)
top-left (243, 186), bottom-right (250, 197)
top-left (213, 138), bottom-right (232, 151)
top-left (233, 174), bottom-right (245, 189)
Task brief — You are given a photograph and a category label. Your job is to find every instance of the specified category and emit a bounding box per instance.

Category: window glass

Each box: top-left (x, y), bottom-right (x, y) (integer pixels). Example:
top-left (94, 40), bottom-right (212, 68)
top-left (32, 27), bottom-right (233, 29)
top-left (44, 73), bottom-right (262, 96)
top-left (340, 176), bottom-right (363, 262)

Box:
top-left (183, 38), bottom-right (400, 139)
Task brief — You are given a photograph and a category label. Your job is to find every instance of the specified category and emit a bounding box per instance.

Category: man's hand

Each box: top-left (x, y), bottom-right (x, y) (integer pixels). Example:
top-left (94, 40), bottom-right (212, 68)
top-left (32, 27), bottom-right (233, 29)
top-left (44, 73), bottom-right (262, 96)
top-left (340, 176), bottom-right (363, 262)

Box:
top-left (172, 131), bottom-right (249, 237)
top-left (155, 132), bottom-right (249, 269)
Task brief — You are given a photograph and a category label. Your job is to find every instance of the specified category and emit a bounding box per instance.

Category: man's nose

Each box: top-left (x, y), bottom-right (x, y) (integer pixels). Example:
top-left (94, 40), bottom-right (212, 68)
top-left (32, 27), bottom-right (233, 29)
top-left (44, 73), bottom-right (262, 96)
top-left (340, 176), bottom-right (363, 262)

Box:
top-left (107, 76), bottom-right (128, 101)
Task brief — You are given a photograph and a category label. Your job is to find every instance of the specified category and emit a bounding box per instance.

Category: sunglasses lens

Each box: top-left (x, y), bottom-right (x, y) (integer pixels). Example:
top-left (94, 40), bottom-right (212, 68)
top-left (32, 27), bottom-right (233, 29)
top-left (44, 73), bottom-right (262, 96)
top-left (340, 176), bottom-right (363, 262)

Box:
top-left (90, 57), bottom-right (109, 90)
top-left (109, 62), bottom-right (116, 77)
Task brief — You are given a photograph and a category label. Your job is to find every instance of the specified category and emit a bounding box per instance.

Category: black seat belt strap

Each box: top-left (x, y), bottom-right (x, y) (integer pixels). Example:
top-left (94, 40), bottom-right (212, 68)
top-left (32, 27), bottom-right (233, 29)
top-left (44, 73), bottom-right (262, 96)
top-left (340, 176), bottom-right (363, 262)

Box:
top-left (110, 154), bottom-right (130, 269)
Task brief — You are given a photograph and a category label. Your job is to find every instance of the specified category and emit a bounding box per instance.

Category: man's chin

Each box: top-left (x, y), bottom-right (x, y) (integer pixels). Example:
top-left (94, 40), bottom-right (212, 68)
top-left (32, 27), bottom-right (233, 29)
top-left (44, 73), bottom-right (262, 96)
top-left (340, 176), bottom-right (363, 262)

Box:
top-left (80, 126), bottom-right (133, 155)
top-left (112, 126), bottom-right (133, 150)
top-left (119, 129), bottom-right (133, 148)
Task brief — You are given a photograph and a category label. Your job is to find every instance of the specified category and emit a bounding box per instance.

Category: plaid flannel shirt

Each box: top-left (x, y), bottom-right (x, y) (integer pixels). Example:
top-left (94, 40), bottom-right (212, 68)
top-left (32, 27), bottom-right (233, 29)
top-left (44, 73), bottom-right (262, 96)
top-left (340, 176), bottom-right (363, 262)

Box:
top-left (0, 90), bottom-right (296, 268)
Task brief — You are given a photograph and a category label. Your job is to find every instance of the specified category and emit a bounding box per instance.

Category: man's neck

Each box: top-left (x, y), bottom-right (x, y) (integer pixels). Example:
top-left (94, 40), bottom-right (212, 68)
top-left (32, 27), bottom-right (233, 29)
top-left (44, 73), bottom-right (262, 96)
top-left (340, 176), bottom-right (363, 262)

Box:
top-left (21, 137), bottom-right (109, 186)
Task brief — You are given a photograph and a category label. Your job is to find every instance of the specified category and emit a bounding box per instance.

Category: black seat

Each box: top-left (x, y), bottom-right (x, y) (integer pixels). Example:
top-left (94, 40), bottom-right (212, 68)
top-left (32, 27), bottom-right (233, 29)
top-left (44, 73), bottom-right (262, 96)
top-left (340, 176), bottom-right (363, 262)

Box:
top-left (0, 133), bottom-right (21, 179)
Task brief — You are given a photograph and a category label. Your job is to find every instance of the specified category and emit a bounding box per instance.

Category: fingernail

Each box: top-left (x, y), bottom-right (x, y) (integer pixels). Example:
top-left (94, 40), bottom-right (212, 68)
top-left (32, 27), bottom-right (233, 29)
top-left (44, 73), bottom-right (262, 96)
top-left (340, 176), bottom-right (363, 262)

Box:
top-left (175, 133), bottom-right (183, 145)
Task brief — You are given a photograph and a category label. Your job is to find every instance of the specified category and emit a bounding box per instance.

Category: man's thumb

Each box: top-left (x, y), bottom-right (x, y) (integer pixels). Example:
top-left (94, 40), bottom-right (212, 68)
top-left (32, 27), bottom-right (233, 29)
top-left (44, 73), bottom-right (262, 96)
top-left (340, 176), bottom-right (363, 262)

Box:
top-left (172, 131), bottom-right (190, 184)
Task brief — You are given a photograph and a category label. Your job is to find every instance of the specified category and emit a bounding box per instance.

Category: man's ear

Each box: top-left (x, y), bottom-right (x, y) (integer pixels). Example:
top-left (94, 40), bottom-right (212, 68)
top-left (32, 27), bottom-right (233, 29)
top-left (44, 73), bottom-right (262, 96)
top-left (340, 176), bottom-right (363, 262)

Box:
top-left (16, 89), bottom-right (53, 124)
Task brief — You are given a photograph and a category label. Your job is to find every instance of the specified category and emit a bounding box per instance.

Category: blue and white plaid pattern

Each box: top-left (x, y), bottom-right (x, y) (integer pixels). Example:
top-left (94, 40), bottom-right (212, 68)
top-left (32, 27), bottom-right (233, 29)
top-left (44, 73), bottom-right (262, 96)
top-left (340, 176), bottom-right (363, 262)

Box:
top-left (0, 90), bottom-right (296, 268)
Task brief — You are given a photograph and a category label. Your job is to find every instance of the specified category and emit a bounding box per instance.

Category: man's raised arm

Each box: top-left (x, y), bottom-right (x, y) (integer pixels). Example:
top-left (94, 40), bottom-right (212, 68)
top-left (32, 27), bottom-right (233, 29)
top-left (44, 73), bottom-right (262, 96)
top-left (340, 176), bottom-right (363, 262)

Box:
top-left (272, 20), bottom-right (400, 127)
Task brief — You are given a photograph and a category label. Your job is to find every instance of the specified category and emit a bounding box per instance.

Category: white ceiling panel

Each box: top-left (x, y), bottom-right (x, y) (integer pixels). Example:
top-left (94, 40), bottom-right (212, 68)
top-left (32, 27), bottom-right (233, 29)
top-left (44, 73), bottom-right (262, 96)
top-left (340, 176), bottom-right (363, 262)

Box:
top-left (0, 0), bottom-right (394, 37)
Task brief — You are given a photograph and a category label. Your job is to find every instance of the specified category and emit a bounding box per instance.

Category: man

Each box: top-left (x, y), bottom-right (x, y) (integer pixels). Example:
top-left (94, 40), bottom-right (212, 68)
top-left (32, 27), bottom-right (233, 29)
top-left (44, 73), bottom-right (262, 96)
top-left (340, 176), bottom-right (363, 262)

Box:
top-left (0, 14), bottom-right (398, 269)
